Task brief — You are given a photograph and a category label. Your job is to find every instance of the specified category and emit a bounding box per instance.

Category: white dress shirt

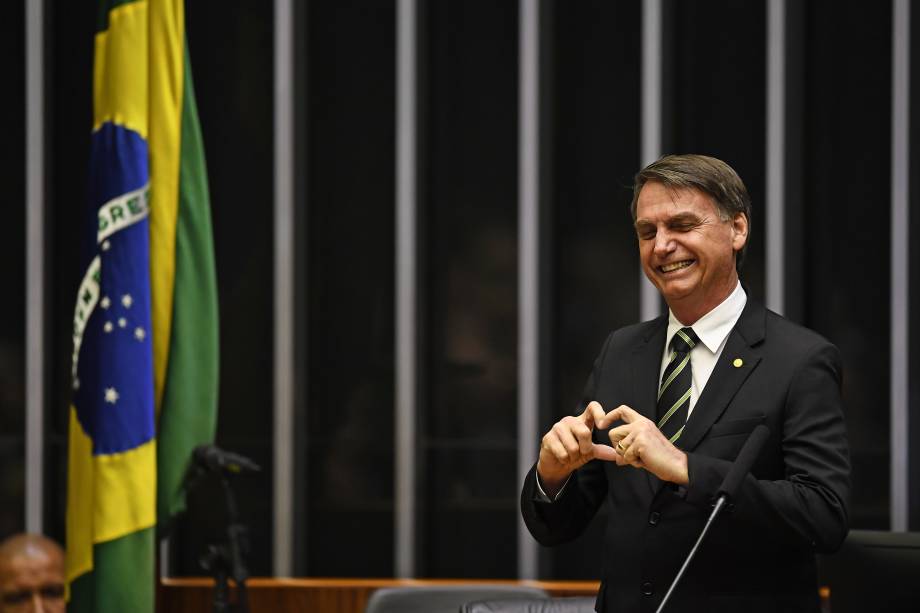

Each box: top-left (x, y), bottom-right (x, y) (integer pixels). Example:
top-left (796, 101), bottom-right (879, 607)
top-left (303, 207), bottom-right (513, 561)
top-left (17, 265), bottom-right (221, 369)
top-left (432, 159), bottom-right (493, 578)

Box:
top-left (536, 281), bottom-right (747, 501)
top-left (662, 281), bottom-right (747, 418)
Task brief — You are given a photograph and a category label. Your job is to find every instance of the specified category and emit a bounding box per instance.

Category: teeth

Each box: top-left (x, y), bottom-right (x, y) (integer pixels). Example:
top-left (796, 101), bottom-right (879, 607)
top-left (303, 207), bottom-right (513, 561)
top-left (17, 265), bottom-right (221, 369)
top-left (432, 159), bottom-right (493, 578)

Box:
top-left (661, 260), bottom-right (692, 273)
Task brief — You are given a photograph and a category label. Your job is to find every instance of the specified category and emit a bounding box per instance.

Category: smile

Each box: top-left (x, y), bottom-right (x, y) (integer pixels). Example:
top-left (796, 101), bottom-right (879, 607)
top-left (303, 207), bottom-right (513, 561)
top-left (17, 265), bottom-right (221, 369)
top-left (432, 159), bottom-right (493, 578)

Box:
top-left (659, 260), bottom-right (694, 273)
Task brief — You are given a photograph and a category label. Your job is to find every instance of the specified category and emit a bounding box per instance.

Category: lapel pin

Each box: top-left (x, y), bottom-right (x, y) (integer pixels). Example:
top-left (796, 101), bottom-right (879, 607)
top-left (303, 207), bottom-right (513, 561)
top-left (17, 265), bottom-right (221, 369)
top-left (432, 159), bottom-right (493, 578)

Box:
top-left (733, 358), bottom-right (743, 368)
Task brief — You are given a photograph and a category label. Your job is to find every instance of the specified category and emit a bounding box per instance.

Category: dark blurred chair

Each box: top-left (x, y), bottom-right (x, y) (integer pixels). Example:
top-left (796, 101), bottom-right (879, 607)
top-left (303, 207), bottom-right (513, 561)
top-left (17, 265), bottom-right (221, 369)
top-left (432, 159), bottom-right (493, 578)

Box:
top-left (364, 585), bottom-right (549, 613)
top-left (817, 529), bottom-right (920, 613)
top-left (460, 596), bottom-right (596, 613)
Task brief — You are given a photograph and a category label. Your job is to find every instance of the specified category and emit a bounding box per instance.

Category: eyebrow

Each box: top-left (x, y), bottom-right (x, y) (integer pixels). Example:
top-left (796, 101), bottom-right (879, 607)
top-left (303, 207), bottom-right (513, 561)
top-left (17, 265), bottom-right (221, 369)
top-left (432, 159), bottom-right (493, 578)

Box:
top-left (634, 212), bottom-right (703, 230)
top-left (666, 212), bottom-right (703, 225)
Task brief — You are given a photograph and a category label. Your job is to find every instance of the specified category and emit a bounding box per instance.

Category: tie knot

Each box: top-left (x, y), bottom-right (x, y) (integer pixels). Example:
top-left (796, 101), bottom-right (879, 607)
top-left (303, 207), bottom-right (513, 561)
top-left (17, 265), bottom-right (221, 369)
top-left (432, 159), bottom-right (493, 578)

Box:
top-left (671, 327), bottom-right (699, 353)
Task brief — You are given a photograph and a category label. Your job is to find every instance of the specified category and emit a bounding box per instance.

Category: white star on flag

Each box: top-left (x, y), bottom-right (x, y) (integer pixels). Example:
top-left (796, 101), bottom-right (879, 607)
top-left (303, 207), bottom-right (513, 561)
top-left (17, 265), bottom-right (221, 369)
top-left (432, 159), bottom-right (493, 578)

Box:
top-left (118, 318), bottom-right (127, 328)
top-left (73, 378), bottom-right (80, 391)
top-left (102, 240), bottom-right (111, 252)
top-left (134, 327), bottom-right (146, 341)
top-left (104, 387), bottom-right (119, 404)
top-left (122, 294), bottom-right (133, 308)
top-left (104, 321), bottom-right (114, 333)
top-left (100, 296), bottom-right (111, 309)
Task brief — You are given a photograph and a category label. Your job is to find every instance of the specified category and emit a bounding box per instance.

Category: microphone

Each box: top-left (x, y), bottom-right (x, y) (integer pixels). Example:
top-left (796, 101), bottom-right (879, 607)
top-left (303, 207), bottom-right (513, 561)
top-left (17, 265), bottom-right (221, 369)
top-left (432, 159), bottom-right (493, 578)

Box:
top-left (656, 424), bottom-right (771, 613)
top-left (716, 424), bottom-right (770, 501)
top-left (193, 445), bottom-right (261, 475)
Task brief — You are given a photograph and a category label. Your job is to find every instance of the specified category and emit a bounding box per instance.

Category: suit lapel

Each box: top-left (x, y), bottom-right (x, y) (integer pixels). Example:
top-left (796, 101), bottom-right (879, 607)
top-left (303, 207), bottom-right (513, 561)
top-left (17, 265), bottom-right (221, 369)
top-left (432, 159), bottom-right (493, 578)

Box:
top-left (679, 300), bottom-right (766, 452)
top-left (631, 316), bottom-right (667, 495)
top-left (631, 316), bottom-right (667, 421)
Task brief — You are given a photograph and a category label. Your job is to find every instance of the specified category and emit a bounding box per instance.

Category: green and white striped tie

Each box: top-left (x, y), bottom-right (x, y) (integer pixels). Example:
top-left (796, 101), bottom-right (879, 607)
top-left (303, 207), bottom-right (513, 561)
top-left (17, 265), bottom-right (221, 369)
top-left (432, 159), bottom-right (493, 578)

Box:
top-left (657, 327), bottom-right (699, 446)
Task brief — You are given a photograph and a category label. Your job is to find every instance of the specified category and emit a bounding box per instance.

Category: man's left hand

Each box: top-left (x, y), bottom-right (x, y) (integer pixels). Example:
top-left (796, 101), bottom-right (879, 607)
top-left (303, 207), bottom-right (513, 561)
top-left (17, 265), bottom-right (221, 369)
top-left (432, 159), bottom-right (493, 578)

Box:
top-left (605, 405), bottom-right (689, 485)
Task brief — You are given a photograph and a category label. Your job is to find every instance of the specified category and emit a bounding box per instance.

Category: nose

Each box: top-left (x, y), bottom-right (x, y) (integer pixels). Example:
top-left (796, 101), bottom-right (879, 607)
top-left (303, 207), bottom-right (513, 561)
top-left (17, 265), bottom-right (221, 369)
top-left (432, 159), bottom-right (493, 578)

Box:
top-left (652, 228), bottom-right (674, 257)
top-left (31, 592), bottom-right (45, 613)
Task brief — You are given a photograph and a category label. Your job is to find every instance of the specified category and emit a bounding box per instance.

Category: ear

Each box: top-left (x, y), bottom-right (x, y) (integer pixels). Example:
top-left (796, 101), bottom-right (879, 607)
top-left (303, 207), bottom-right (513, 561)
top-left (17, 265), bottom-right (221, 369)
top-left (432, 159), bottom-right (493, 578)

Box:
top-left (731, 212), bottom-right (748, 252)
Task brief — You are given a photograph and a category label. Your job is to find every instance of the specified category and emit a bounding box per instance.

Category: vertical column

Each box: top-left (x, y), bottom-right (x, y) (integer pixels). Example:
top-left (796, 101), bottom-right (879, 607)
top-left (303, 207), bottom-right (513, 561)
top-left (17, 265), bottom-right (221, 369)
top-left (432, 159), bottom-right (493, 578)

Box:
top-left (517, 0), bottom-right (540, 581)
top-left (890, 0), bottom-right (910, 532)
top-left (25, 0), bottom-right (44, 534)
top-left (395, 0), bottom-right (418, 578)
top-left (639, 0), bottom-right (663, 322)
top-left (766, 0), bottom-right (785, 316)
top-left (273, 0), bottom-right (295, 576)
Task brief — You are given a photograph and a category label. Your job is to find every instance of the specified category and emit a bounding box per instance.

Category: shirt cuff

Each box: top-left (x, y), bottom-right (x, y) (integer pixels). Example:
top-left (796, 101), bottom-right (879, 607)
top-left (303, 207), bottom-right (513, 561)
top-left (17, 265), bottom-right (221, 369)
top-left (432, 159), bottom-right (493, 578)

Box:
top-left (535, 472), bottom-right (572, 502)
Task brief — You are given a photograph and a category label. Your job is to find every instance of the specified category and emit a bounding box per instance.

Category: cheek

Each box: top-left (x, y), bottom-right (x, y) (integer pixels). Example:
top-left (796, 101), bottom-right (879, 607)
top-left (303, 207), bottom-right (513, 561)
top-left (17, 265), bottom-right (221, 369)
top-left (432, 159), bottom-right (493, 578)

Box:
top-left (638, 243), bottom-right (653, 262)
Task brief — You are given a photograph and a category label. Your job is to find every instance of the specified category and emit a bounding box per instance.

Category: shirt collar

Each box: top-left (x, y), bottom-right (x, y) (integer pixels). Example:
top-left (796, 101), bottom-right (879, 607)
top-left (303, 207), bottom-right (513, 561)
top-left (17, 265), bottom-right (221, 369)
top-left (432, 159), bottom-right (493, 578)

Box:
top-left (665, 282), bottom-right (747, 354)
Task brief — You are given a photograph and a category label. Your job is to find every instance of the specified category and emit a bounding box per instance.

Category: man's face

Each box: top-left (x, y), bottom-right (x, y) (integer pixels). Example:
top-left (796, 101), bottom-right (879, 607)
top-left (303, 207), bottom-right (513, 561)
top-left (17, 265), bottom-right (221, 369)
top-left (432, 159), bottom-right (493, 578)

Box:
top-left (634, 181), bottom-right (747, 320)
top-left (0, 548), bottom-right (65, 613)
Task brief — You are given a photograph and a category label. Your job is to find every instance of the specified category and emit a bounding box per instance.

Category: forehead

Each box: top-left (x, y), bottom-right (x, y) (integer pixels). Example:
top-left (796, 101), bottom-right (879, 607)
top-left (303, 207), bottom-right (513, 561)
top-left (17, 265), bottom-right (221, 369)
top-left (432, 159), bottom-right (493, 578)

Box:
top-left (635, 181), bottom-right (718, 221)
top-left (0, 553), bottom-right (63, 590)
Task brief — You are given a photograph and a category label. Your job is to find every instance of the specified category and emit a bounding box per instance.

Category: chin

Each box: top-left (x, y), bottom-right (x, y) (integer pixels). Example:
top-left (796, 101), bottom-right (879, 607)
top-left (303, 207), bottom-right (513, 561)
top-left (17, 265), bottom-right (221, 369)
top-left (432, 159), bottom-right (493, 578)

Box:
top-left (661, 291), bottom-right (694, 306)
top-left (658, 278), bottom-right (698, 300)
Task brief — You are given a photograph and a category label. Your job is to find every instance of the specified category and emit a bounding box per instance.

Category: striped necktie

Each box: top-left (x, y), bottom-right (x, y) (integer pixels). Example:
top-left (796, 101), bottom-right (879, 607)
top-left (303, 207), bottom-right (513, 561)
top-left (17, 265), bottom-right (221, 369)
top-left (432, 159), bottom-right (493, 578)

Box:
top-left (657, 327), bottom-right (699, 445)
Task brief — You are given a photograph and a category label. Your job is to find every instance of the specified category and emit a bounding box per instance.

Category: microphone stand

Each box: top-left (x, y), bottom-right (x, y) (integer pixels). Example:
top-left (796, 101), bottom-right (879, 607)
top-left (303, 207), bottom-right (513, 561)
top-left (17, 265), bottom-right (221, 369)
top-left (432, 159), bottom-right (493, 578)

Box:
top-left (199, 473), bottom-right (251, 613)
top-left (654, 496), bottom-right (727, 613)
top-left (656, 425), bottom-right (770, 613)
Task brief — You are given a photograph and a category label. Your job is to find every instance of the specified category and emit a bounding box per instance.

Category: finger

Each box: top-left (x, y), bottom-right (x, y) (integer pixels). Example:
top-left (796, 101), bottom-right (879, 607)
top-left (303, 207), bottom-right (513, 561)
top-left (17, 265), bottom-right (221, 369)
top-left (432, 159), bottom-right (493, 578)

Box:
top-left (621, 433), bottom-right (641, 463)
top-left (554, 422), bottom-right (582, 458)
top-left (545, 437), bottom-right (572, 466)
top-left (581, 401), bottom-right (605, 429)
top-left (597, 404), bottom-right (638, 429)
top-left (615, 431), bottom-right (637, 457)
top-left (608, 424), bottom-right (631, 448)
top-left (571, 421), bottom-right (595, 456)
top-left (625, 449), bottom-right (643, 467)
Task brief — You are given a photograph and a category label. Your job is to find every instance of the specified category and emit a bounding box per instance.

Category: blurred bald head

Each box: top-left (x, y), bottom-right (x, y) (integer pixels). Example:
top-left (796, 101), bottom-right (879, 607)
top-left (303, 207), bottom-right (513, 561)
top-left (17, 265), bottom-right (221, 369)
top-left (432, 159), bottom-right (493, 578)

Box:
top-left (0, 534), bottom-right (64, 613)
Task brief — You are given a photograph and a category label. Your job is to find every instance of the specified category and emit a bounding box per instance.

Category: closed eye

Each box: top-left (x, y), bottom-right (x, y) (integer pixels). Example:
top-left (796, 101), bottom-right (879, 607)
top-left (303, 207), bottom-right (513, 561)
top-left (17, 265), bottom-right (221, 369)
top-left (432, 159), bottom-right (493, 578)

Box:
top-left (635, 222), bottom-right (656, 240)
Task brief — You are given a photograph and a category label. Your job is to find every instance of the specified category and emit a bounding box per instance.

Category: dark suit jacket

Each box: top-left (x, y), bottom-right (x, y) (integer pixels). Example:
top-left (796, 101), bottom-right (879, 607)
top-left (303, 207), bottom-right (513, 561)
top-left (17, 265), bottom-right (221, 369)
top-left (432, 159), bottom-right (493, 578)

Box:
top-left (521, 300), bottom-right (850, 613)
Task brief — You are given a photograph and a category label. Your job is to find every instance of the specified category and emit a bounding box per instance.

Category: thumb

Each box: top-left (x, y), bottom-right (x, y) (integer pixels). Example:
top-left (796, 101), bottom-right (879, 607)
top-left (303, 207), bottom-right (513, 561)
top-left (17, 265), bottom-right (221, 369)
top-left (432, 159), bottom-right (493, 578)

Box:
top-left (591, 442), bottom-right (618, 462)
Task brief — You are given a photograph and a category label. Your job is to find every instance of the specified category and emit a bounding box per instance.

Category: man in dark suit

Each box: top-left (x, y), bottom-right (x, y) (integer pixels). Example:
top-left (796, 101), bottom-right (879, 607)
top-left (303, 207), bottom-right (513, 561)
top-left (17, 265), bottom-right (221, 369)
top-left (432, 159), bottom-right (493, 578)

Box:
top-left (521, 155), bottom-right (850, 613)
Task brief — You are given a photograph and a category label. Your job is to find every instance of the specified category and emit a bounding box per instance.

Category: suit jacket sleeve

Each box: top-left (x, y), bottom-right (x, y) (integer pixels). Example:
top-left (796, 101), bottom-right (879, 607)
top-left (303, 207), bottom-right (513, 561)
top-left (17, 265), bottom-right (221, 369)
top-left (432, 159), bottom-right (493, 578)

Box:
top-left (684, 339), bottom-right (851, 553)
top-left (520, 332), bottom-right (615, 546)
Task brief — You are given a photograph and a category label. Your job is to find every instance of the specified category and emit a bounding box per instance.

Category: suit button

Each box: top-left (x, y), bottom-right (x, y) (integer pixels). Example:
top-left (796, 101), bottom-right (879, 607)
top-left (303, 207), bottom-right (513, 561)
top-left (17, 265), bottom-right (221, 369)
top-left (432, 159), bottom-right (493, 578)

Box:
top-left (641, 581), bottom-right (654, 596)
top-left (648, 511), bottom-right (661, 525)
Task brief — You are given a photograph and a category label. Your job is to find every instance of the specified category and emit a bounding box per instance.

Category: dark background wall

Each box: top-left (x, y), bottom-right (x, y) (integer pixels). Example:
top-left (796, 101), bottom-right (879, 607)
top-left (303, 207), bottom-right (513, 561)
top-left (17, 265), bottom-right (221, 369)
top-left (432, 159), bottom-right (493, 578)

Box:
top-left (4, 0), bottom-right (919, 581)
top-left (301, 0), bottom-right (396, 577)
top-left (0, 0), bottom-right (26, 541)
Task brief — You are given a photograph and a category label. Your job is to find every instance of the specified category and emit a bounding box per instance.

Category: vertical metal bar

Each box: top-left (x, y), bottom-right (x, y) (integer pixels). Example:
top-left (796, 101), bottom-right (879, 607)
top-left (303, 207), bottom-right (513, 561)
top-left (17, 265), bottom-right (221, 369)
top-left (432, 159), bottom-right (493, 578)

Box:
top-left (395, 0), bottom-right (418, 578)
top-left (159, 541), bottom-right (170, 579)
top-left (640, 0), bottom-right (663, 322)
top-left (273, 0), bottom-right (295, 576)
top-left (517, 0), bottom-right (540, 581)
top-left (25, 0), bottom-right (44, 535)
top-left (766, 0), bottom-right (785, 316)
top-left (640, 0), bottom-right (662, 169)
top-left (890, 0), bottom-right (910, 532)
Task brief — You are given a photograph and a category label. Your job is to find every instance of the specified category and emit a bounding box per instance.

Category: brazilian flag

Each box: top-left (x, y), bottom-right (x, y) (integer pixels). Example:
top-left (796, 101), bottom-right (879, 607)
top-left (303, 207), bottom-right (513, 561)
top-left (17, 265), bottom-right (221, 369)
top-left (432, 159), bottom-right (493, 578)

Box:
top-left (66, 0), bottom-right (219, 610)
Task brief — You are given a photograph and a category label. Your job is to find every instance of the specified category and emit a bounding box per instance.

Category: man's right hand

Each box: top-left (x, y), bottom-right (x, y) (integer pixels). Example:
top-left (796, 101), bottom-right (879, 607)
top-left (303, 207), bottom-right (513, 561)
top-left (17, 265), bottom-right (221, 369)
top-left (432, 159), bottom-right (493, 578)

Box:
top-left (536, 401), bottom-right (619, 497)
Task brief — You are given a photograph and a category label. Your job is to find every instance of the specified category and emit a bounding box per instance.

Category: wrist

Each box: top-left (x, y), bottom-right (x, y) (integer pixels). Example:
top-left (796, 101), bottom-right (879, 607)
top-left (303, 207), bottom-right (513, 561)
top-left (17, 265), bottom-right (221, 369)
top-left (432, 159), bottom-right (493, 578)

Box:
top-left (537, 461), bottom-right (569, 496)
top-left (670, 451), bottom-right (689, 485)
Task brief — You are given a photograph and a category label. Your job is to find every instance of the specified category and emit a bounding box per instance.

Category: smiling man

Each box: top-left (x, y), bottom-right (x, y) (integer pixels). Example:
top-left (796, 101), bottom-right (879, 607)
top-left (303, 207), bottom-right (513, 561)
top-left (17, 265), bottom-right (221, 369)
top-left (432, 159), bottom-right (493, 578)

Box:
top-left (521, 155), bottom-right (850, 613)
